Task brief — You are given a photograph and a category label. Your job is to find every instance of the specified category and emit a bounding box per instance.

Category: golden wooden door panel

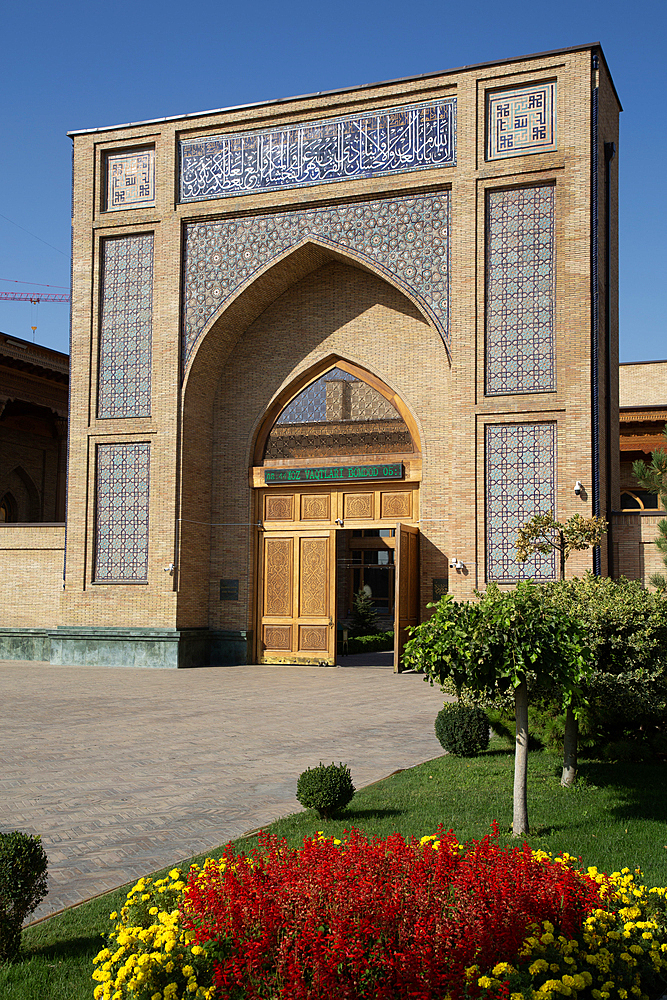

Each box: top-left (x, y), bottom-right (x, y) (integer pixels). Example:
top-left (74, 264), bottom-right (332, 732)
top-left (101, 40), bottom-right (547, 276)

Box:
top-left (301, 493), bottom-right (330, 520)
top-left (299, 625), bottom-right (329, 651)
top-left (394, 522), bottom-right (420, 673)
top-left (381, 490), bottom-right (412, 519)
top-left (299, 536), bottom-right (329, 616)
top-left (263, 624), bottom-right (292, 649)
top-left (343, 492), bottom-right (374, 519)
top-left (263, 537), bottom-right (293, 616)
top-left (259, 530), bottom-right (336, 664)
top-left (265, 494), bottom-right (294, 521)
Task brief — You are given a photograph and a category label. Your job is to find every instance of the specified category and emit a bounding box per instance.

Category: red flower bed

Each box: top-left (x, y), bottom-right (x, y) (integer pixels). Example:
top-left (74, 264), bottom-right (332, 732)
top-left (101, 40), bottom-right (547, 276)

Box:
top-left (181, 825), bottom-right (605, 1000)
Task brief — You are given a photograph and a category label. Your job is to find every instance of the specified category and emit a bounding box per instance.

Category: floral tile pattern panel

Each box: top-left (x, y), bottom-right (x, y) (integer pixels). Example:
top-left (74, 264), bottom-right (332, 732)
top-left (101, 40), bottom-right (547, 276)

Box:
top-left (182, 192), bottom-right (450, 368)
top-left (486, 422), bottom-right (556, 582)
top-left (98, 234), bottom-right (153, 418)
top-left (95, 443), bottom-right (150, 582)
top-left (486, 185), bottom-right (555, 395)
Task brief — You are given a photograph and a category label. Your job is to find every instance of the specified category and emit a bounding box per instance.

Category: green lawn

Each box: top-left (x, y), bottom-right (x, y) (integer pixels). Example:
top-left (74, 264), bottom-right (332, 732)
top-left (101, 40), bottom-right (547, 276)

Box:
top-left (3, 742), bottom-right (666, 999)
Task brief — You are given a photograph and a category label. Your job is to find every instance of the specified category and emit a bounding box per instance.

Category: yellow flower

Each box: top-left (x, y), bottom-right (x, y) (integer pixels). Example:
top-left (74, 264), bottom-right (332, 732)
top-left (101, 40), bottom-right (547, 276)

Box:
top-left (492, 962), bottom-right (515, 976)
top-left (529, 959), bottom-right (550, 975)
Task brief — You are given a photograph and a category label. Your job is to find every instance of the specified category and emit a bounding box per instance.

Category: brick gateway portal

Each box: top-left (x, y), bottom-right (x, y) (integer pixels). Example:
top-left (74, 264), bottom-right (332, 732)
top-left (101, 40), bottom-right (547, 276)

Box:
top-left (0, 46), bottom-right (620, 670)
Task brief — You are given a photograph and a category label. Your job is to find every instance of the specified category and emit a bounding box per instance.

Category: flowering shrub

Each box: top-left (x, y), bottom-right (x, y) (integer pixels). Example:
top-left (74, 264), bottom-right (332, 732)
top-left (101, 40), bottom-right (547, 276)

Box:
top-left (92, 867), bottom-right (212, 1000)
top-left (472, 860), bottom-right (667, 1000)
top-left (94, 830), bottom-right (667, 1000)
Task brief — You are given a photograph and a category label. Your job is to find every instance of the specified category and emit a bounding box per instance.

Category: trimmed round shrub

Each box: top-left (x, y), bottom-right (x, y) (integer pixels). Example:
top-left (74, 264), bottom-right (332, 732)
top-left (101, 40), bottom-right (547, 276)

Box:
top-left (435, 703), bottom-right (490, 756)
top-left (0, 830), bottom-right (48, 962)
top-left (296, 762), bottom-right (355, 819)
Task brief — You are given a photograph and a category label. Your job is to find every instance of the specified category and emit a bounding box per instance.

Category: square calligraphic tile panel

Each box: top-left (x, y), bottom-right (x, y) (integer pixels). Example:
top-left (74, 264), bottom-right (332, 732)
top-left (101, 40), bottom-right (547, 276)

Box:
top-left (487, 82), bottom-right (556, 160)
top-left (106, 148), bottom-right (155, 210)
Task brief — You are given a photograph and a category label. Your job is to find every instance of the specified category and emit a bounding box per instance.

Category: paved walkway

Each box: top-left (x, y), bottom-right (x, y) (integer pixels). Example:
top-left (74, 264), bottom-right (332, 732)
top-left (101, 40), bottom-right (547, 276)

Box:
top-left (0, 659), bottom-right (447, 923)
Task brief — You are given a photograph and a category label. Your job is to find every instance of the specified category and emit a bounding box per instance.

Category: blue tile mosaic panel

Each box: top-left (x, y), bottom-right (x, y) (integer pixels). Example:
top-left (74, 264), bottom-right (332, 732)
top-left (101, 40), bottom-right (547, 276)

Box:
top-left (98, 234), bottom-right (153, 418)
top-left (107, 149), bottom-right (155, 210)
top-left (182, 192), bottom-right (450, 367)
top-left (180, 99), bottom-right (456, 201)
top-left (487, 82), bottom-right (556, 160)
top-left (486, 422), bottom-right (556, 582)
top-left (94, 443), bottom-right (150, 582)
top-left (486, 185), bottom-right (555, 395)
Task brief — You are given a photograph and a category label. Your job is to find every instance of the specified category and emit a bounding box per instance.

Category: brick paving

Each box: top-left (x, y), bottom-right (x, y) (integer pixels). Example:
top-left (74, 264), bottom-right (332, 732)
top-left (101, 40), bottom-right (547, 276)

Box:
top-left (0, 659), bottom-right (447, 923)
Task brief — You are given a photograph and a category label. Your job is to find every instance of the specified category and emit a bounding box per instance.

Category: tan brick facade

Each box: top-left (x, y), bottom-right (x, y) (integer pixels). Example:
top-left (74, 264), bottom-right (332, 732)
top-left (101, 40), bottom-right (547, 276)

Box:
top-left (0, 44), bottom-right (623, 665)
top-left (620, 362), bottom-right (667, 407)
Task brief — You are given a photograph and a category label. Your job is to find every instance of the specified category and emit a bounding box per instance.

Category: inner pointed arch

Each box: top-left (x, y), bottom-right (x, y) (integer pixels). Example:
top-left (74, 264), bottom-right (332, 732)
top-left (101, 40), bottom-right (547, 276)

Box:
top-left (253, 356), bottom-right (422, 467)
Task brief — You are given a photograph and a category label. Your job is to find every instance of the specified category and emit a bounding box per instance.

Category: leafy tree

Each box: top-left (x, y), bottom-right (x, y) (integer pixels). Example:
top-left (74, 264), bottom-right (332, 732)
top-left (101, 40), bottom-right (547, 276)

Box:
top-left (540, 575), bottom-right (667, 754)
top-left (402, 582), bottom-right (592, 836)
top-left (516, 512), bottom-right (607, 787)
top-left (516, 512), bottom-right (608, 581)
top-left (633, 431), bottom-right (667, 589)
top-left (348, 588), bottom-right (380, 637)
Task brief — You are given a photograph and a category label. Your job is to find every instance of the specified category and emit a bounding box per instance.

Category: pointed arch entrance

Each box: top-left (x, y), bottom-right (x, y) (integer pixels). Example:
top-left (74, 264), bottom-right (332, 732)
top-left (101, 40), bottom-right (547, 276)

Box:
top-left (252, 359), bottom-right (421, 669)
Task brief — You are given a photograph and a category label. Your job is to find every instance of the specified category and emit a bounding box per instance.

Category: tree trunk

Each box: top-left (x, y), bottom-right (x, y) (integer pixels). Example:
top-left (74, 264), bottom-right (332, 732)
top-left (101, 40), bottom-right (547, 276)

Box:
top-left (561, 705), bottom-right (578, 787)
top-left (513, 679), bottom-right (529, 837)
top-left (559, 531), bottom-right (566, 581)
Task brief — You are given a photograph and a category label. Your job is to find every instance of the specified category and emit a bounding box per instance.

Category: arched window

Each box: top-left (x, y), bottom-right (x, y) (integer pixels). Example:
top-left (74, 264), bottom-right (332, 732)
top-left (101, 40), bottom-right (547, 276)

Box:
top-left (261, 366), bottom-right (416, 463)
top-left (0, 492), bottom-right (17, 522)
top-left (620, 490), bottom-right (659, 511)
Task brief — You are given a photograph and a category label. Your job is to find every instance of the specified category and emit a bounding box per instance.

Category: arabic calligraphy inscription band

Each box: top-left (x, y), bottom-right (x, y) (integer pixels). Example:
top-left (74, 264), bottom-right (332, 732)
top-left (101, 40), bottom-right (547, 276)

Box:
top-left (180, 98), bottom-right (456, 202)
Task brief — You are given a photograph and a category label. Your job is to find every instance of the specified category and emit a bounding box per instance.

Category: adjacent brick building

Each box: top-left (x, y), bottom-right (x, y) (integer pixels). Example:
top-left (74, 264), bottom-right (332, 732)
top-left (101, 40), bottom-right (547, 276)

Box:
top-left (0, 43), bottom-right (623, 667)
top-left (614, 361), bottom-right (667, 582)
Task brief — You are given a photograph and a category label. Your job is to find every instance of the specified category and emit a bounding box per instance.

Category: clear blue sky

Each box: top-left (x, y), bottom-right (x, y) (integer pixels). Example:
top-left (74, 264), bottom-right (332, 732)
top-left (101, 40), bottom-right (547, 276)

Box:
top-left (1, 0), bottom-right (665, 361)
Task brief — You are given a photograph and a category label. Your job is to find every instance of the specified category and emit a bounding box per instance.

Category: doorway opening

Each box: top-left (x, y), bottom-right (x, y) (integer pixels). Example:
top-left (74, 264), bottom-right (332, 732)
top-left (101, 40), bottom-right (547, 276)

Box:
top-left (336, 528), bottom-right (395, 666)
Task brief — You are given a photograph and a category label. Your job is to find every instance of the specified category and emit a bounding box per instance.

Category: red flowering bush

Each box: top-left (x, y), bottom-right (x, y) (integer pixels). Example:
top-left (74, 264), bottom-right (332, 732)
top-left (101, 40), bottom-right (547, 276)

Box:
top-left (180, 825), bottom-right (608, 1000)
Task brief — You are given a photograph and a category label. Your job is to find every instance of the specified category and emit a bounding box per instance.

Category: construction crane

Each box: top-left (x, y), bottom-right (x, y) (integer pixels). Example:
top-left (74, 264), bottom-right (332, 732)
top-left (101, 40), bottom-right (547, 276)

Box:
top-left (0, 290), bottom-right (70, 341)
top-left (0, 292), bottom-right (70, 303)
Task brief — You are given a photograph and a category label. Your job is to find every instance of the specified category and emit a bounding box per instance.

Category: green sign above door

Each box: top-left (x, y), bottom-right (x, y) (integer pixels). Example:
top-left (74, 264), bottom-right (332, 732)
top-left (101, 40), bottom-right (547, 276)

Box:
top-left (264, 463), bottom-right (404, 484)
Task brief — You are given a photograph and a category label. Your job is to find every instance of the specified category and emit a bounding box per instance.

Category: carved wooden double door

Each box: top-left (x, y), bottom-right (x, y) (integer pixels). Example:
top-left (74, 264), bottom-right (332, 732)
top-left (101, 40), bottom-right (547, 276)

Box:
top-left (258, 522), bottom-right (419, 668)
top-left (259, 530), bottom-right (337, 664)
